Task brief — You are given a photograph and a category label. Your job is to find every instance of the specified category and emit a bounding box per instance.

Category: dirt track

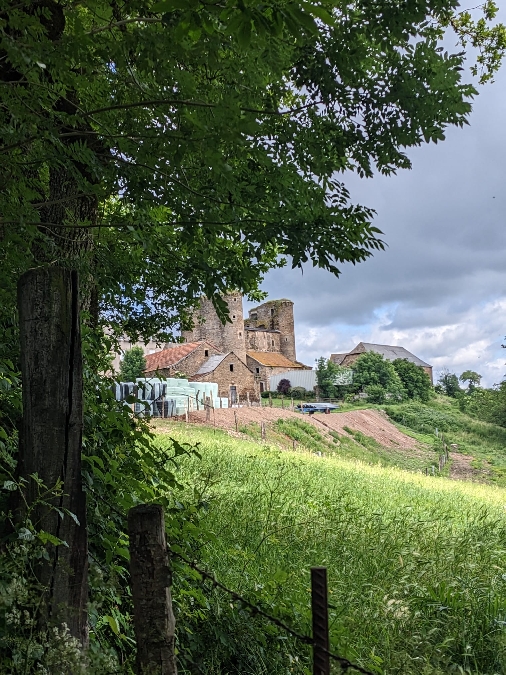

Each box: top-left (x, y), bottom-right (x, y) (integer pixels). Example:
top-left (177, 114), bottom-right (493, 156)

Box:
top-left (187, 407), bottom-right (420, 450)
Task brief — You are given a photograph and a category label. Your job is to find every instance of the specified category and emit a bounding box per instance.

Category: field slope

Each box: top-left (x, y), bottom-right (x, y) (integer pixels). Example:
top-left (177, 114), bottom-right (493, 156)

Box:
top-left (156, 422), bottom-right (506, 675)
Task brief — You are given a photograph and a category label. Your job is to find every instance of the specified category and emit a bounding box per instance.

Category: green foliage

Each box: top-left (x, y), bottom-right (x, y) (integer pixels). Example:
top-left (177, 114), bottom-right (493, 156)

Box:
top-left (351, 352), bottom-right (405, 400)
top-left (436, 370), bottom-right (462, 398)
top-left (364, 384), bottom-right (386, 404)
top-left (386, 401), bottom-right (460, 434)
top-left (459, 382), bottom-right (506, 427)
top-left (315, 357), bottom-right (350, 398)
top-left (459, 369), bottom-right (482, 391)
top-left (393, 358), bottom-right (433, 402)
top-left (118, 347), bottom-right (146, 382)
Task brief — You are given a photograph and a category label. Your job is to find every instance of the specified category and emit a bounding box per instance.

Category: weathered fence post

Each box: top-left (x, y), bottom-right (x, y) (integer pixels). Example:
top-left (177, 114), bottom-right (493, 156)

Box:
top-left (261, 421), bottom-right (266, 440)
top-left (234, 410), bottom-right (238, 432)
top-left (205, 396), bottom-right (211, 422)
top-left (247, 391), bottom-right (250, 407)
top-left (311, 567), bottom-right (330, 675)
top-left (281, 395), bottom-right (284, 409)
top-left (128, 504), bottom-right (177, 675)
top-left (269, 392), bottom-right (272, 407)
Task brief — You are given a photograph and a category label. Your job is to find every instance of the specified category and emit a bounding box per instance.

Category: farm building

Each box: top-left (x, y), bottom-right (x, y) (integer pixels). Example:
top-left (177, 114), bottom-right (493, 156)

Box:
top-left (331, 342), bottom-right (433, 383)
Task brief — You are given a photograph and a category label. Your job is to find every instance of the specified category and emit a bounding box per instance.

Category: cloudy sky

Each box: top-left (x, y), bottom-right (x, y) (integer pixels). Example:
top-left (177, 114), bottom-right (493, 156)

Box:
top-left (247, 32), bottom-right (506, 387)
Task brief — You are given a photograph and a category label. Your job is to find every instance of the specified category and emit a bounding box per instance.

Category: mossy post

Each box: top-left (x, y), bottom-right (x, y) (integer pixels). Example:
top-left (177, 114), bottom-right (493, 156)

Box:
top-left (128, 504), bottom-right (177, 675)
top-left (18, 267), bottom-right (88, 643)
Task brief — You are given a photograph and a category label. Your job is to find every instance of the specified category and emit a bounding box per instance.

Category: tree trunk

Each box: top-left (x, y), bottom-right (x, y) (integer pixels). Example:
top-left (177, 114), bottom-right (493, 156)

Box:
top-left (18, 267), bottom-right (87, 644)
top-left (128, 504), bottom-right (177, 675)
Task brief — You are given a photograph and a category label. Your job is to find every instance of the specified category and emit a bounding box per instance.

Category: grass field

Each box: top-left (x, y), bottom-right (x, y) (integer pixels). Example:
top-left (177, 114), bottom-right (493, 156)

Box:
top-left (156, 422), bottom-right (506, 674)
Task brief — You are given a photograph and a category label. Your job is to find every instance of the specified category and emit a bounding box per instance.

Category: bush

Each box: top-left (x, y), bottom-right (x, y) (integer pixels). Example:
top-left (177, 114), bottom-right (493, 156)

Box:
top-left (277, 378), bottom-right (291, 395)
top-left (119, 346), bottom-right (146, 382)
top-left (385, 402), bottom-right (460, 434)
top-left (365, 384), bottom-right (386, 404)
top-left (392, 359), bottom-right (432, 402)
top-left (351, 352), bottom-right (405, 399)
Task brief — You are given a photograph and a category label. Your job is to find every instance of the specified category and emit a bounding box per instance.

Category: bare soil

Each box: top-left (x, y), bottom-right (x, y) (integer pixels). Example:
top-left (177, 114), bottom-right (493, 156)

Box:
top-left (186, 407), bottom-right (420, 450)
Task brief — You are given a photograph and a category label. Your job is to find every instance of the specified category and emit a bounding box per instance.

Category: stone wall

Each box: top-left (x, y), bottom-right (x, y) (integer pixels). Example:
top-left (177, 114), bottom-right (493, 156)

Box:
top-left (246, 299), bottom-right (296, 361)
top-left (182, 293), bottom-right (246, 362)
top-left (245, 329), bottom-right (280, 352)
top-left (246, 355), bottom-right (295, 392)
top-left (191, 353), bottom-right (258, 401)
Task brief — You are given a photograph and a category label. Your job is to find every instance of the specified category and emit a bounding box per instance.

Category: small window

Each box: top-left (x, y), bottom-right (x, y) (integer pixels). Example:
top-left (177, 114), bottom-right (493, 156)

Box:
top-left (256, 367), bottom-right (259, 374)
top-left (230, 364), bottom-right (234, 372)
top-left (233, 315), bottom-right (236, 319)
top-left (234, 298), bottom-right (237, 301)
top-left (271, 308), bottom-right (274, 316)
top-left (271, 340), bottom-right (274, 346)
top-left (285, 337), bottom-right (288, 342)
top-left (239, 331), bottom-right (242, 337)
top-left (204, 349), bottom-right (209, 357)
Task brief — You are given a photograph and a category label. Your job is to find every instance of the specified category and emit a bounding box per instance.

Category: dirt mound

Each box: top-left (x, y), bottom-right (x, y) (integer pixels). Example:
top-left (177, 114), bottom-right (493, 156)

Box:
top-left (186, 407), bottom-right (420, 451)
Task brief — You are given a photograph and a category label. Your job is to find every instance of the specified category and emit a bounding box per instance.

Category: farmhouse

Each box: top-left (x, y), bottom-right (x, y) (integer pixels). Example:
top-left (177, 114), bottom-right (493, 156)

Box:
top-left (331, 342), bottom-right (433, 383)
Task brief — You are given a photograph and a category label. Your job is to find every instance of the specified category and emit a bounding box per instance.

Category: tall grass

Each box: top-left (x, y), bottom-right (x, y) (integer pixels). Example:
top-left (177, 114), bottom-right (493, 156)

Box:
top-left (157, 423), bottom-right (506, 674)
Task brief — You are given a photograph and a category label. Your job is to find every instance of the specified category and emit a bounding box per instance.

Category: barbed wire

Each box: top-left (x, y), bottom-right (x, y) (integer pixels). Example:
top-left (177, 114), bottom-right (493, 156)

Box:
top-left (96, 495), bottom-right (374, 674)
top-left (171, 548), bottom-right (375, 675)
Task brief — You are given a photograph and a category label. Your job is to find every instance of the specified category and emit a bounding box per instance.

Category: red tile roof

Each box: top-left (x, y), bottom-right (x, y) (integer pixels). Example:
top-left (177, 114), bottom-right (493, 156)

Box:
top-left (144, 342), bottom-right (201, 372)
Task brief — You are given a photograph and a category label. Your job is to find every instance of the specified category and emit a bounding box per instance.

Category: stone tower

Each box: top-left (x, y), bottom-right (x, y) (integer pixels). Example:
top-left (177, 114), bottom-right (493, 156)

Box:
top-left (247, 299), bottom-right (296, 361)
top-left (182, 292), bottom-right (246, 363)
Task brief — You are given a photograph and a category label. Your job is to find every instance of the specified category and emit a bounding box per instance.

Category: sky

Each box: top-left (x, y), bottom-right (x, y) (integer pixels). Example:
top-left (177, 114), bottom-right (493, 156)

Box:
top-left (246, 31), bottom-right (506, 387)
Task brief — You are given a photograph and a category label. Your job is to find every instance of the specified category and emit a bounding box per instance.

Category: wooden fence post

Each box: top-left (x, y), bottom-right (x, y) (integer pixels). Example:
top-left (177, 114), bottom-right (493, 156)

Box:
top-left (311, 567), bottom-right (330, 675)
top-left (234, 410), bottom-right (238, 432)
top-left (205, 396), bottom-right (211, 421)
top-left (261, 421), bottom-right (266, 440)
top-left (269, 392), bottom-right (272, 407)
top-left (128, 504), bottom-right (177, 675)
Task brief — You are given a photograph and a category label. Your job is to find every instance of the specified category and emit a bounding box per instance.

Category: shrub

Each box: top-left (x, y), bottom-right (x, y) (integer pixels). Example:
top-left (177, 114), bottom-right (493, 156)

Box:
top-left (392, 359), bottom-right (432, 402)
top-left (277, 378), bottom-right (291, 395)
top-left (365, 384), bottom-right (386, 404)
top-left (385, 402), bottom-right (460, 434)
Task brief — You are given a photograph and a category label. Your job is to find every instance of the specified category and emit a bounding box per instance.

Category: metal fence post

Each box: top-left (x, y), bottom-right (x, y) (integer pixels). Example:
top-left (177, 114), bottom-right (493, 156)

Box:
top-left (311, 567), bottom-right (330, 675)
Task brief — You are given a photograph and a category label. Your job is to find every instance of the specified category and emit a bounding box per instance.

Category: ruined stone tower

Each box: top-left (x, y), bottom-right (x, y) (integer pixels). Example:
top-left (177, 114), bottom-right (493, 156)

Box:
top-left (181, 292), bottom-right (246, 363)
top-left (246, 299), bottom-right (296, 362)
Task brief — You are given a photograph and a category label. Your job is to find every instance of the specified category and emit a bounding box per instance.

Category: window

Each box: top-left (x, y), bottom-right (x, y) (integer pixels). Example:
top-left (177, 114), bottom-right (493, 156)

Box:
top-left (233, 315), bottom-right (236, 319)
top-left (239, 331), bottom-right (242, 337)
top-left (271, 308), bottom-right (274, 316)
top-left (256, 367), bottom-right (259, 374)
top-left (271, 340), bottom-right (274, 346)
top-left (251, 312), bottom-right (257, 320)
top-left (230, 364), bottom-right (234, 372)
top-left (204, 349), bottom-right (209, 357)
top-left (234, 297), bottom-right (237, 302)
top-left (285, 337), bottom-right (288, 342)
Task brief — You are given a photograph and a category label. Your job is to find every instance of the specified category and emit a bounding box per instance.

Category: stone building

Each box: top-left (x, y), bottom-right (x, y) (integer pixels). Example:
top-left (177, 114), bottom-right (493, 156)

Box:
top-left (246, 352), bottom-right (306, 394)
top-left (331, 342), bottom-right (433, 383)
top-left (144, 341), bottom-right (221, 378)
top-left (191, 352), bottom-right (257, 403)
top-left (244, 299), bottom-right (296, 362)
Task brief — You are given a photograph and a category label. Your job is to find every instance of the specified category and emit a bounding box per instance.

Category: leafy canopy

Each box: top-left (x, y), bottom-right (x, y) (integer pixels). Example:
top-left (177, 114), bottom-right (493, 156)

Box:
top-left (392, 358), bottom-right (433, 402)
top-left (351, 352), bottom-right (405, 398)
top-left (119, 347), bottom-right (146, 382)
top-left (436, 369), bottom-right (462, 398)
top-left (1, 0), bottom-right (504, 341)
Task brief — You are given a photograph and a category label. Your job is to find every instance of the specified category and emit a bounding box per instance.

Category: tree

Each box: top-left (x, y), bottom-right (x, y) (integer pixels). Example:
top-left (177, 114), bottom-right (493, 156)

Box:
top-left (315, 357), bottom-right (351, 398)
top-left (277, 379), bottom-right (291, 395)
top-left (1, 0), bottom-right (505, 655)
top-left (436, 369), bottom-right (462, 397)
top-left (460, 370), bottom-right (482, 391)
top-left (392, 359), bottom-right (433, 402)
top-left (351, 352), bottom-right (405, 400)
top-left (119, 347), bottom-right (146, 382)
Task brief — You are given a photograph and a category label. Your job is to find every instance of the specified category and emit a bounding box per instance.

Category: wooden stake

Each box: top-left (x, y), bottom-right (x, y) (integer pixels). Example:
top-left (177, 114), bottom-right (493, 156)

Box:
top-left (128, 504), bottom-right (177, 675)
top-left (234, 410), bottom-right (238, 432)
top-left (311, 567), bottom-right (330, 675)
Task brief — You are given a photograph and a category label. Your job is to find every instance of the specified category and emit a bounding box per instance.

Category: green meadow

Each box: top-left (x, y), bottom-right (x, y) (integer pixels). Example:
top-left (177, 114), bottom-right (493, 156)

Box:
top-left (156, 423), bottom-right (506, 675)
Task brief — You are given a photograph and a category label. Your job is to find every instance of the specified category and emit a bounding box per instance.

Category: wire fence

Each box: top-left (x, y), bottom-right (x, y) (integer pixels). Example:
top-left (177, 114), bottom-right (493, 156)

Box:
top-left (101, 496), bottom-right (373, 675)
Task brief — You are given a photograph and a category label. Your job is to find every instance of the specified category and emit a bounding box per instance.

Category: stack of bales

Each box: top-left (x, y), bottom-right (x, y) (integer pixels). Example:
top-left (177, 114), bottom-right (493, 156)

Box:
top-left (114, 378), bottom-right (227, 415)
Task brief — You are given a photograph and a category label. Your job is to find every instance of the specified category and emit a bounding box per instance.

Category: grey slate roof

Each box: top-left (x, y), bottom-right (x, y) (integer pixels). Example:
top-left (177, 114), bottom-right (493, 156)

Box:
top-left (357, 343), bottom-right (431, 368)
top-left (195, 353), bottom-right (229, 375)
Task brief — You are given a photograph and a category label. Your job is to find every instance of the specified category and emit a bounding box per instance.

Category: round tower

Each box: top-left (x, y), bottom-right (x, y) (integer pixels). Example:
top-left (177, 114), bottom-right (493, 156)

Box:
top-left (248, 299), bottom-right (296, 362)
top-left (182, 292), bottom-right (246, 362)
